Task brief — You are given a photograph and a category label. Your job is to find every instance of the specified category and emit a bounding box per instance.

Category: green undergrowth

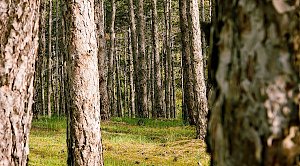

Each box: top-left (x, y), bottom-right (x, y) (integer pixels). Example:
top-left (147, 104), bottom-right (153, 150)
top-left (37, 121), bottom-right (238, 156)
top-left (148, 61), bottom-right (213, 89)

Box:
top-left (29, 116), bottom-right (210, 166)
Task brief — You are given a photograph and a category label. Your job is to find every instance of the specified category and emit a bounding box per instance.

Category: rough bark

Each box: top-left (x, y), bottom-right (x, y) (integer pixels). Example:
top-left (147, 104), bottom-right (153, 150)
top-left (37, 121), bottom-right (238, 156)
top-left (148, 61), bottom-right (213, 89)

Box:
top-left (128, 0), bottom-right (138, 118)
top-left (179, 0), bottom-right (196, 125)
top-left (137, 0), bottom-right (148, 118)
top-left (116, 49), bottom-right (123, 117)
top-left (128, 28), bottom-right (136, 117)
top-left (48, 0), bottom-right (52, 118)
top-left (55, 0), bottom-right (60, 116)
top-left (163, 0), bottom-right (171, 119)
top-left (0, 0), bottom-right (39, 164)
top-left (95, 0), bottom-right (110, 120)
top-left (187, 0), bottom-right (208, 139)
top-left (107, 0), bottom-right (116, 116)
top-left (64, 0), bottom-right (104, 164)
top-left (151, 0), bottom-right (166, 118)
top-left (208, 1), bottom-right (300, 165)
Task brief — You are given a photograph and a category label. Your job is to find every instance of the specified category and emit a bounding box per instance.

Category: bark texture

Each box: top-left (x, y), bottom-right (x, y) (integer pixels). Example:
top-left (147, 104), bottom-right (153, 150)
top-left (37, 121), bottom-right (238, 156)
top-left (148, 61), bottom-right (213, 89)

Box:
top-left (151, 0), bottom-right (164, 118)
top-left (128, 0), bottom-right (138, 118)
top-left (107, 0), bottom-right (116, 116)
top-left (179, 0), bottom-right (196, 125)
top-left (48, 0), bottom-right (52, 117)
top-left (0, 0), bottom-right (39, 164)
top-left (187, 0), bottom-right (208, 138)
top-left (95, 0), bottom-right (110, 120)
top-left (65, 0), bottom-right (103, 164)
top-left (137, 0), bottom-right (148, 118)
top-left (208, 1), bottom-right (300, 165)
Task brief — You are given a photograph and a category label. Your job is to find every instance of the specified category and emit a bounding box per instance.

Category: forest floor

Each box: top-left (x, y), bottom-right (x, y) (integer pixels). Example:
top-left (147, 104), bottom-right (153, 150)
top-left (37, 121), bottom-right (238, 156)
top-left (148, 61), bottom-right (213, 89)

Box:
top-left (29, 117), bottom-right (210, 166)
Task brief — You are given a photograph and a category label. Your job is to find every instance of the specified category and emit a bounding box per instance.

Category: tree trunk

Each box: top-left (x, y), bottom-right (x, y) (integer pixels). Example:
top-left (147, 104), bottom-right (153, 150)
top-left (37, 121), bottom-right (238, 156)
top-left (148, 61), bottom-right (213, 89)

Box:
top-left (187, 0), bottom-right (208, 139)
top-left (116, 49), bottom-right (123, 117)
top-left (128, 28), bottom-right (136, 118)
top-left (64, 0), bottom-right (104, 164)
top-left (59, 0), bottom-right (67, 116)
top-left (179, 0), bottom-right (196, 125)
top-left (95, 0), bottom-right (110, 120)
top-left (151, 0), bottom-right (164, 118)
top-left (208, 1), bottom-right (300, 165)
top-left (163, 0), bottom-right (171, 119)
top-left (48, 0), bottom-right (52, 118)
top-left (128, 0), bottom-right (138, 118)
top-left (55, 0), bottom-right (60, 116)
top-left (137, 0), bottom-right (148, 118)
top-left (107, 0), bottom-right (116, 117)
top-left (0, 1), bottom-right (39, 164)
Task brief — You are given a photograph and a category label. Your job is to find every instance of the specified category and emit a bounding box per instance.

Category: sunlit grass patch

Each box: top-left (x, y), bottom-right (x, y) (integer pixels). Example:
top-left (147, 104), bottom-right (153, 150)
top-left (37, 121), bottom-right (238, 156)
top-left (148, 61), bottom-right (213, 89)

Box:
top-left (29, 117), bottom-right (210, 166)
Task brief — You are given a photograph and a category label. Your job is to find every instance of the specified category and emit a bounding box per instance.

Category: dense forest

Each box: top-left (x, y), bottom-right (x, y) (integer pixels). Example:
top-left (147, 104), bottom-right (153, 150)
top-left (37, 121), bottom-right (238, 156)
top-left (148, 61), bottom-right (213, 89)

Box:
top-left (0, 0), bottom-right (300, 165)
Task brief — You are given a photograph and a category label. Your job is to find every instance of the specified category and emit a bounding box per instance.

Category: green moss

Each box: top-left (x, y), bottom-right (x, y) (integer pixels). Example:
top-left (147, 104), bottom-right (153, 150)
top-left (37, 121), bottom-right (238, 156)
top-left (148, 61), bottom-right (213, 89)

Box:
top-left (29, 117), bottom-right (210, 166)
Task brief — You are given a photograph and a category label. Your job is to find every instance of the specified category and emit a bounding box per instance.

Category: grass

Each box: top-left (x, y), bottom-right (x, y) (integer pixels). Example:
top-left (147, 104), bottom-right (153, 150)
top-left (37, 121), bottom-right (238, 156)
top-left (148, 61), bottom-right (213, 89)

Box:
top-left (29, 116), bottom-right (210, 166)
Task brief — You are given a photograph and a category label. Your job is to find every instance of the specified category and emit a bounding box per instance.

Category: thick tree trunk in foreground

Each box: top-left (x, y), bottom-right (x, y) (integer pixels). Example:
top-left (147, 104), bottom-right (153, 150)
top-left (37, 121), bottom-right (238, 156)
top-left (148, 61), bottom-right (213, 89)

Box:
top-left (65, 0), bottom-right (103, 164)
top-left (187, 0), bottom-right (208, 139)
top-left (208, 1), bottom-right (300, 165)
top-left (137, 0), bottom-right (148, 118)
top-left (95, 0), bottom-right (110, 120)
top-left (0, 1), bottom-right (39, 164)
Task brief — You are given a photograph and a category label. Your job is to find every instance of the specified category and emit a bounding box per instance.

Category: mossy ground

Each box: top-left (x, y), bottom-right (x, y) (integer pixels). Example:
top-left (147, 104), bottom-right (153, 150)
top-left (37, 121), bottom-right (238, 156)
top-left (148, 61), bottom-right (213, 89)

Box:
top-left (29, 117), bottom-right (210, 166)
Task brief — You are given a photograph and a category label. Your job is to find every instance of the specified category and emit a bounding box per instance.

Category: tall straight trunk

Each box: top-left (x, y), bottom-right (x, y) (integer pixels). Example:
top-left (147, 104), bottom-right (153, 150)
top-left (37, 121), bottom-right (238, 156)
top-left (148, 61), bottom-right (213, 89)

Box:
top-left (128, 0), bottom-right (138, 117)
top-left (208, 1), bottom-right (300, 165)
top-left (55, 0), bottom-right (60, 116)
top-left (187, 0), bottom-right (208, 139)
top-left (38, 0), bottom-right (47, 116)
top-left (179, 0), bottom-right (196, 125)
top-left (59, 0), bottom-right (67, 116)
top-left (151, 0), bottom-right (164, 118)
top-left (107, 0), bottom-right (116, 116)
top-left (116, 49), bottom-right (123, 117)
top-left (171, 55), bottom-right (176, 118)
top-left (128, 28), bottom-right (136, 117)
top-left (65, 0), bottom-right (103, 164)
top-left (95, 0), bottom-right (110, 120)
top-left (137, 0), bottom-right (148, 118)
top-left (163, 0), bottom-right (171, 119)
top-left (180, 51), bottom-right (187, 123)
top-left (124, 42), bottom-right (128, 116)
top-left (48, 0), bottom-right (52, 118)
top-left (0, 0), bottom-right (39, 164)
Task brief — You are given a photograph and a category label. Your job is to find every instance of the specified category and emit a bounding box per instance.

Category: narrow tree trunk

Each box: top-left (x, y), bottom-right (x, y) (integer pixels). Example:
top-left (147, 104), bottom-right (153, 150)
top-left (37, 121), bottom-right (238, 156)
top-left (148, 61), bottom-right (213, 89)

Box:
top-left (59, 0), bottom-right (67, 116)
top-left (107, 0), bottom-right (116, 116)
top-left (187, 0), bottom-right (208, 139)
top-left (124, 42), bottom-right (128, 116)
top-left (171, 54), bottom-right (176, 118)
top-left (116, 49), bottom-right (123, 117)
top-left (0, 1), bottom-right (39, 164)
top-left (179, 0), bottom-right (196, 125)
top-left (48, 0), bottom-right (52, 118)
top-left (208, 1), bottom-right (300, 165)
top-left (55, 0), bottom-right (60, 116)
top-left (128, 0), bottom-right (138, 118)
top-left (137, 0), bottom-right (148, 118)
top-left (128, 28), bottom-right (136, 118)
top-left (151, 0), bottom-right (164, 118)
top-left (95, 0), bottom-right (110, 120)
top-left (65, 0), bottom-right (103, 164)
